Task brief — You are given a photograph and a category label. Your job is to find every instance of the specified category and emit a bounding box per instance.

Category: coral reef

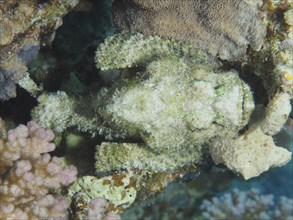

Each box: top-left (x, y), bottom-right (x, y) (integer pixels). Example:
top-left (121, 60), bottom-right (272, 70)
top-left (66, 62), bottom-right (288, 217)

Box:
top-left (68, 165), bottom-right (201, 219)
top-left (86, 198), bottom-right (121, 220)
top-left (121, 180), bottom-right (205, 220)
top-left (0, 0), bottom-right (292, 219)
top-left (0, 118), bottom-right (77, 219)
top-left (208, 91), bottom-right (292, 180)
top-left (68, 173), bottom-right (137, 212)
top-left (113, 0), bottom-right (266, 62)
top-left (69, 176), bottom-right (124, 219)
top-left (0, 37), bottom-right (39, 101)
top-left (209, 126), bottom-right (291, 180)
top-left (246, 0), bottom-right (293, 97)
top-left (261, 92), bottom-right (292, 135)
top-left (268, 1), bottom-right (293, 96)
top-left (202, 1), bottom-right (293, 180)
top-left (200, 188), bottom-right (293, 220)
top-left (122, 171), bottom-right (293, 220)
top-left (0, 0), bottom-right (79, 100)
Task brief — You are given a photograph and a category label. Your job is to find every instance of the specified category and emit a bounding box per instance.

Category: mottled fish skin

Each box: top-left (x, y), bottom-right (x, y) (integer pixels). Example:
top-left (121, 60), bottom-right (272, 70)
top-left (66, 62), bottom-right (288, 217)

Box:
top-left (113, 0), bottom-right (266, 62)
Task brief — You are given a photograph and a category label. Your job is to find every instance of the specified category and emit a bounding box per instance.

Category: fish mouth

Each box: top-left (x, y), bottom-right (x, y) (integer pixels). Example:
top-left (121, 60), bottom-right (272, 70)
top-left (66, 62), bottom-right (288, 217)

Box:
top-left (240, 80), bottom-right (255, 129)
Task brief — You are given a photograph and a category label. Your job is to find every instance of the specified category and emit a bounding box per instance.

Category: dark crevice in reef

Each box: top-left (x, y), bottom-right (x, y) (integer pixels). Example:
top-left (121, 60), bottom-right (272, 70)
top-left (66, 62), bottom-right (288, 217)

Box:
top-left (0, 0), bottom-right (114, 125)
top-left (51, 0), bottom-right (114, 91)
top-left (0, 87), bottom-right (37, 124)
top-left (218, 56), bottom-right (268, 107)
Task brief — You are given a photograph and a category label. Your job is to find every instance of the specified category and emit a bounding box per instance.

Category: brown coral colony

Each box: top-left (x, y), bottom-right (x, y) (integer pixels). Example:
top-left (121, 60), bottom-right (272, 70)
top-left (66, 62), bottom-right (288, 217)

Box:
top-left (113, 0), bottom-right (266, 62)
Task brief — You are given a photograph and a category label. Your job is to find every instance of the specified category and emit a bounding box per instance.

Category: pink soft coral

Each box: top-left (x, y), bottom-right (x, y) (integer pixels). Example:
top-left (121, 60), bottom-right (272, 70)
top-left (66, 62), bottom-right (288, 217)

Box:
top-left (86, 197), bottom-right (121, 220)
top-left (0, 118), bottom-right (77, 219)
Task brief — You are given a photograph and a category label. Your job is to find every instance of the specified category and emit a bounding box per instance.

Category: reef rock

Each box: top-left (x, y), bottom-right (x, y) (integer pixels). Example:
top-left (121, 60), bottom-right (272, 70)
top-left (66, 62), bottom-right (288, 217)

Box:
top-left (113, 0), bottom-right (266, 62)
top-left (209, 126), bottom-right (291, 180)
top-left (0, 0), bottom-right (79, 101)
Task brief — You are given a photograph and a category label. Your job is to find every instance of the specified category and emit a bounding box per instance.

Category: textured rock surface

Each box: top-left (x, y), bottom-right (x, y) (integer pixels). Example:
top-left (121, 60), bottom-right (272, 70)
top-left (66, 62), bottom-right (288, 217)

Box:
top-left (209, 126), bottom-right (291, 180)
top-left (113, 0), bottom-right (266, 62)
top-left (0, 0), bottom-right (79, 100)
top-left (261, 92), bottom-right (292, 135)
top-left (68, 175), bottom-right (137, 211)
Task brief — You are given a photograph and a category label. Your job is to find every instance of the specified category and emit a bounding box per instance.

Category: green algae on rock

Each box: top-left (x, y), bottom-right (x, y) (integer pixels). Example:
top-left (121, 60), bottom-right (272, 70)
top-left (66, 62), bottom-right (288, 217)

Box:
top-left (68, 174), bottom-right (137, 212)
